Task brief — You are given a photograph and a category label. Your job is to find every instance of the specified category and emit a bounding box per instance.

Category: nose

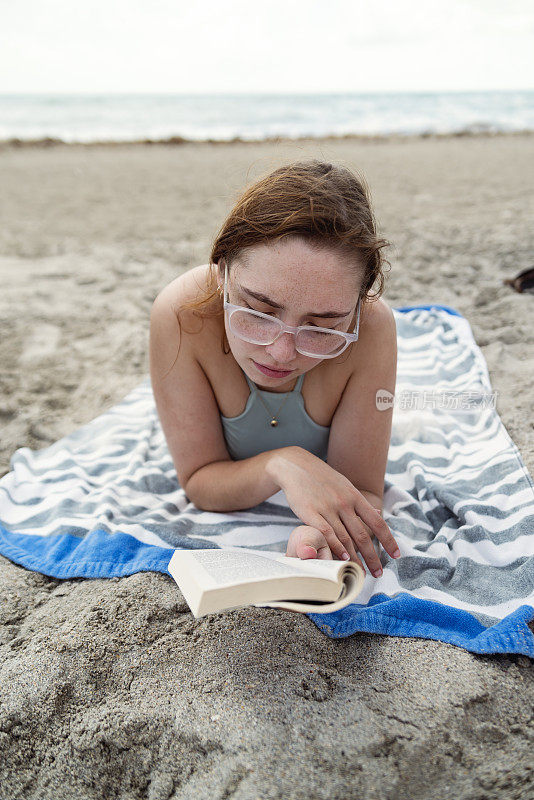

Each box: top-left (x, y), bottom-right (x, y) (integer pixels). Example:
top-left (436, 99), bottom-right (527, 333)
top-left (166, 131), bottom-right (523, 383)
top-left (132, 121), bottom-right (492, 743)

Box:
top-left (264, 331), bottom-right (298, 365)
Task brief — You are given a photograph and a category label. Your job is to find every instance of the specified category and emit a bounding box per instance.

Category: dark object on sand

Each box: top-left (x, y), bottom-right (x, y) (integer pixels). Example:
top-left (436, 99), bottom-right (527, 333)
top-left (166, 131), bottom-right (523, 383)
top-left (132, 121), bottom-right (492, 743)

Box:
top-left (503, 267), bottom-right (534, 293)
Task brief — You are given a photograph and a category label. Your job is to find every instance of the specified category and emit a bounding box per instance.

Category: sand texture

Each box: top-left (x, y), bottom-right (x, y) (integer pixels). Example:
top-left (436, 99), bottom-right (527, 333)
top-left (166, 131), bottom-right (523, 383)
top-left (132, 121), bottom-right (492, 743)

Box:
top-left (1, 135), bottom-right (533, 799)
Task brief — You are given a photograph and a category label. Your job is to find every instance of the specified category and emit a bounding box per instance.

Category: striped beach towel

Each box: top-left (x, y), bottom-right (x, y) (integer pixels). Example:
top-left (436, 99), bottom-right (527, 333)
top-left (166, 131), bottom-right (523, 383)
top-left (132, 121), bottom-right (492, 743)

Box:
top-left (1, 305), bottom-right (533, 657)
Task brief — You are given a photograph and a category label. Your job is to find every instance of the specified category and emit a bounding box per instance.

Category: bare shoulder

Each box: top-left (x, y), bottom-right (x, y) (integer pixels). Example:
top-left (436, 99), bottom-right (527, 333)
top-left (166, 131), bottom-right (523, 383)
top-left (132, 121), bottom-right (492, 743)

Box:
top-left (149, 264), bottom-right (231, 491)
top-left (348, 296), bottom-right (397, 367)
top-left (360, 296), bottom-right (396, 334)
top-left (154, 263), bottom-right (212, 309)
top-left (152, 263), bottom-right (217, 339)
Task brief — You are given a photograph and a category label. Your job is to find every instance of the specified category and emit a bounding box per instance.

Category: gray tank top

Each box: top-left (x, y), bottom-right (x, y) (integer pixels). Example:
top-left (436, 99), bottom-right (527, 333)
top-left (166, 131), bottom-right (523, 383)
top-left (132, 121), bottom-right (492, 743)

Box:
top-left (220, 369), bottom-right (330, 462)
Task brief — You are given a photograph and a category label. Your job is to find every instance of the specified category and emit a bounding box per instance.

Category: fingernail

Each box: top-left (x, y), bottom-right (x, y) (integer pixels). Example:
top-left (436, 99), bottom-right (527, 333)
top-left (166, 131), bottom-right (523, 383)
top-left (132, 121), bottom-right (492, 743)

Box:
top-left (392, 549), bottom-right (401, 558)
top-left (342, 552), bottom-right (350, 561)
top-left (373, 568), bottom-right (383, 578)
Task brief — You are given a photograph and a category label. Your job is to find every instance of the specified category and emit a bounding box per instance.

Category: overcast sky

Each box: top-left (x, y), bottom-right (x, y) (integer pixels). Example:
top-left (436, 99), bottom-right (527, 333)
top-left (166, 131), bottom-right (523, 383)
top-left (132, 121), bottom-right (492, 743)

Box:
top-left (2, 0), bottom-right (533, 93)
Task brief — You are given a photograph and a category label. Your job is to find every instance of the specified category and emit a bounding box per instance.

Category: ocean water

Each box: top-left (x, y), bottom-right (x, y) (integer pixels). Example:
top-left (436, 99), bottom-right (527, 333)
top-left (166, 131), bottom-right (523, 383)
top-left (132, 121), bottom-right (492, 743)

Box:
top-left (1, 91), bottom-right (533, 143)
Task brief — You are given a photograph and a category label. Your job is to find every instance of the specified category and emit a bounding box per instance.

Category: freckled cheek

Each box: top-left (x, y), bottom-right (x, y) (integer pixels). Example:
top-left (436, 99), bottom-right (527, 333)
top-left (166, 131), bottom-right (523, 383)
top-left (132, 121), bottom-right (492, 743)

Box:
top-left (226, 328), bottom-right (261, 361)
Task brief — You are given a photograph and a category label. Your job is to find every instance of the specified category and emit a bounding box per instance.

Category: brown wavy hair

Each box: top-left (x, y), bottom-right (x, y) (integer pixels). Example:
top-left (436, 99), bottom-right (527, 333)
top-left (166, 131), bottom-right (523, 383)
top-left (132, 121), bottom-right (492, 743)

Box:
top-left (173, 159), bottom-right (391, 360)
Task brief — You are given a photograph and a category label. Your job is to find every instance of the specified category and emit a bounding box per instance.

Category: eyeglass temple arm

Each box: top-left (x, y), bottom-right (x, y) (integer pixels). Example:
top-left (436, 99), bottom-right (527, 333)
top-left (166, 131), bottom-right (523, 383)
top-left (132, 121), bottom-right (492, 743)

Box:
top-left (353, 297), bottom-right (361, 337)
top-left (223, 260), bottom-right (228, 301)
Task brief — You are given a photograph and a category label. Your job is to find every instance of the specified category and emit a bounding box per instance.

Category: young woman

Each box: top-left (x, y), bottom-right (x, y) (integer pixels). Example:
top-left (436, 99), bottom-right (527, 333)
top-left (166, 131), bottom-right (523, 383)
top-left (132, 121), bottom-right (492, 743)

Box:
top-left (149, 160), bottom-right (400, 578)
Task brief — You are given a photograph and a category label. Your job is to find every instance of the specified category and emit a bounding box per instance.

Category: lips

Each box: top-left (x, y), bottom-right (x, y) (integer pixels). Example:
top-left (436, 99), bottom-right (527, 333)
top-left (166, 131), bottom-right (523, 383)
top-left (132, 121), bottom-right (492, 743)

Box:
top-left (253, 360), bottom-right (294, 377)
top-left (258, 362), bottom-right (292, 372)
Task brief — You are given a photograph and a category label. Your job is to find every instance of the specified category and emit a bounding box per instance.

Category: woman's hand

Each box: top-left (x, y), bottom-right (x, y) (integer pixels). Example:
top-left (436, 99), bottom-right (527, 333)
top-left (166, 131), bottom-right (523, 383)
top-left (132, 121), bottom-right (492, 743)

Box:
top-left (272, 446), bottom-right (400, 576)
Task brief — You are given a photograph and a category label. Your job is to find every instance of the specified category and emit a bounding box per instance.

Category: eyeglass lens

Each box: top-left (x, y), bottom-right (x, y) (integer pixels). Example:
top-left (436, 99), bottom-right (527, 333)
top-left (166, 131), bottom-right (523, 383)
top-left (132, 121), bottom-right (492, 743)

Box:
top-left (229, 309), bottom-right (347, 356)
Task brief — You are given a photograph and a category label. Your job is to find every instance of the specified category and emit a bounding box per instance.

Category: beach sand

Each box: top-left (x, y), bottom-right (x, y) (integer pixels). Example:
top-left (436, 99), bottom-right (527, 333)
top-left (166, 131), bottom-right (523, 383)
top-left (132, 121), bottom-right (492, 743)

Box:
top-left (1, 134), bottom-right (533, 799)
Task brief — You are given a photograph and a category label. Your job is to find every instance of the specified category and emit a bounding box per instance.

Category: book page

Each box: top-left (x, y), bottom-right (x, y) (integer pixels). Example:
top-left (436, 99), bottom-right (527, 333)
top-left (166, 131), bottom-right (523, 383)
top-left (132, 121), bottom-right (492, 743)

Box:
top-left (254, 567), bottom-right (365, 614)
top-left (190, 549), bottom-right (319, 588)
top-left (217, 546), bottom-right (346, 581)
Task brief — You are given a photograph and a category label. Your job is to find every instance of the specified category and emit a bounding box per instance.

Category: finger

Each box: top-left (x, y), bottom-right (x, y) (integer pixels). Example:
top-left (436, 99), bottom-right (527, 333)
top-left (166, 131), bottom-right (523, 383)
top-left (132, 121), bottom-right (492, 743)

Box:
top-left (300, 544), bottom-right (319, 559)
top-left (314, 514), bottom-right (363, 567)
top-left (353, 498), bottom-right (400, 559)
top-left (329, 530), bottom-right (365, 571)
top-left (329, 521), bottom-right (364, 567)
top-left (299, 536), bottom-right (334, 560)
top-left (315, 543), bottom-right (334, 560)
top-left (285, 525), bottom-right (308, 558)
top-left (286, 525), bottom-right (333, 561)
top-left (340, 509), bottom-right (384, 576)
top-left (297, 527), bottom-right (334, 560)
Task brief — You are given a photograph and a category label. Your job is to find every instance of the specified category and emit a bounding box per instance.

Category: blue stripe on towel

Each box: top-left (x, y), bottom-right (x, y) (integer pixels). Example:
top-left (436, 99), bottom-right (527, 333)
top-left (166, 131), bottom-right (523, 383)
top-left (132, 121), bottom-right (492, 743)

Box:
top-left (0, 526), bottom-right (185, 579)
top-left (1, 305), bottom-right (533, 657)
top-left (395, 303), bottom-right (463, 316)
top-left (309, 595), bottom-right (534, 657)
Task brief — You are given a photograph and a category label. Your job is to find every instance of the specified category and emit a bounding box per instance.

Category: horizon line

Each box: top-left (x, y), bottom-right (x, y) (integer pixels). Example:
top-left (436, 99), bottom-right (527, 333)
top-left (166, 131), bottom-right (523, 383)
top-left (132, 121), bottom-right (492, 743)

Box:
top-left (1, 88), bottom-right (533, 97)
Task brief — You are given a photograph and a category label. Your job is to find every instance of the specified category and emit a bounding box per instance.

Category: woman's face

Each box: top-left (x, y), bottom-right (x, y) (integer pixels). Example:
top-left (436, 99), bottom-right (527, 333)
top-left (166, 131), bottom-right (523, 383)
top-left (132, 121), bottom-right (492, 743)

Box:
top-left (218, 237), bottom-right (363, 391)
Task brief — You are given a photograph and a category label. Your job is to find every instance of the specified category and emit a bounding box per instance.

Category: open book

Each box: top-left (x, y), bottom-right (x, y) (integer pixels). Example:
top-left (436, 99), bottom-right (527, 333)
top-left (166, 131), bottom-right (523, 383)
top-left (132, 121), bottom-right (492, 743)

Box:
top-left (167, 547), bottom-right (366, 618)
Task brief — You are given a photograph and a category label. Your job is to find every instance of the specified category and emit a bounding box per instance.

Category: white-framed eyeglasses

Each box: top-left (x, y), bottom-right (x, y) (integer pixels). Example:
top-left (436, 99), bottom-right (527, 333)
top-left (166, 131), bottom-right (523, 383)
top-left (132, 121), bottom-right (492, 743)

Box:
top-left (222, 260), bottom-right (361, 359)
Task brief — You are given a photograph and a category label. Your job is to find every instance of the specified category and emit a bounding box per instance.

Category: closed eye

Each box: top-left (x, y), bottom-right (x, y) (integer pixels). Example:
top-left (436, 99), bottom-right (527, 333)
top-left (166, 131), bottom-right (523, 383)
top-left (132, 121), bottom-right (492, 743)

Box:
top-left (244, 303), bottom-right (340, 329)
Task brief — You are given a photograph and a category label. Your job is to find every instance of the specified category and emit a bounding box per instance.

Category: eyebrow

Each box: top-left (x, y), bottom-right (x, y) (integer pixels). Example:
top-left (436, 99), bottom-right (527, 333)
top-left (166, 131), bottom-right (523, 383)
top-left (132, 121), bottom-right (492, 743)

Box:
top-left (238, 284), bottom-right (352, 318)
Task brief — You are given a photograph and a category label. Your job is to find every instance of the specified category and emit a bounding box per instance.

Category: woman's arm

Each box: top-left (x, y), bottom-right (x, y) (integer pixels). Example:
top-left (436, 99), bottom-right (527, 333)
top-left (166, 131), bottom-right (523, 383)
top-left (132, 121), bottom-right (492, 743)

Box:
top-left (184, 448), bottom-right (285, 511)
top-left (150, 285), bottom-right (291, 512)
top-left (276, 299), bottom-right (398, 568)
top-left (326, 298), bottom-right (397, 506)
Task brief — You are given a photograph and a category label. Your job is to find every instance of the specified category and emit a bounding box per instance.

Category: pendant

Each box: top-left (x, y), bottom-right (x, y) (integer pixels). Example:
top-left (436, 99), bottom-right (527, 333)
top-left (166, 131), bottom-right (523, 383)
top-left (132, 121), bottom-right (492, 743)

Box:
top-left (270, 419), bottom-right (278, 427)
